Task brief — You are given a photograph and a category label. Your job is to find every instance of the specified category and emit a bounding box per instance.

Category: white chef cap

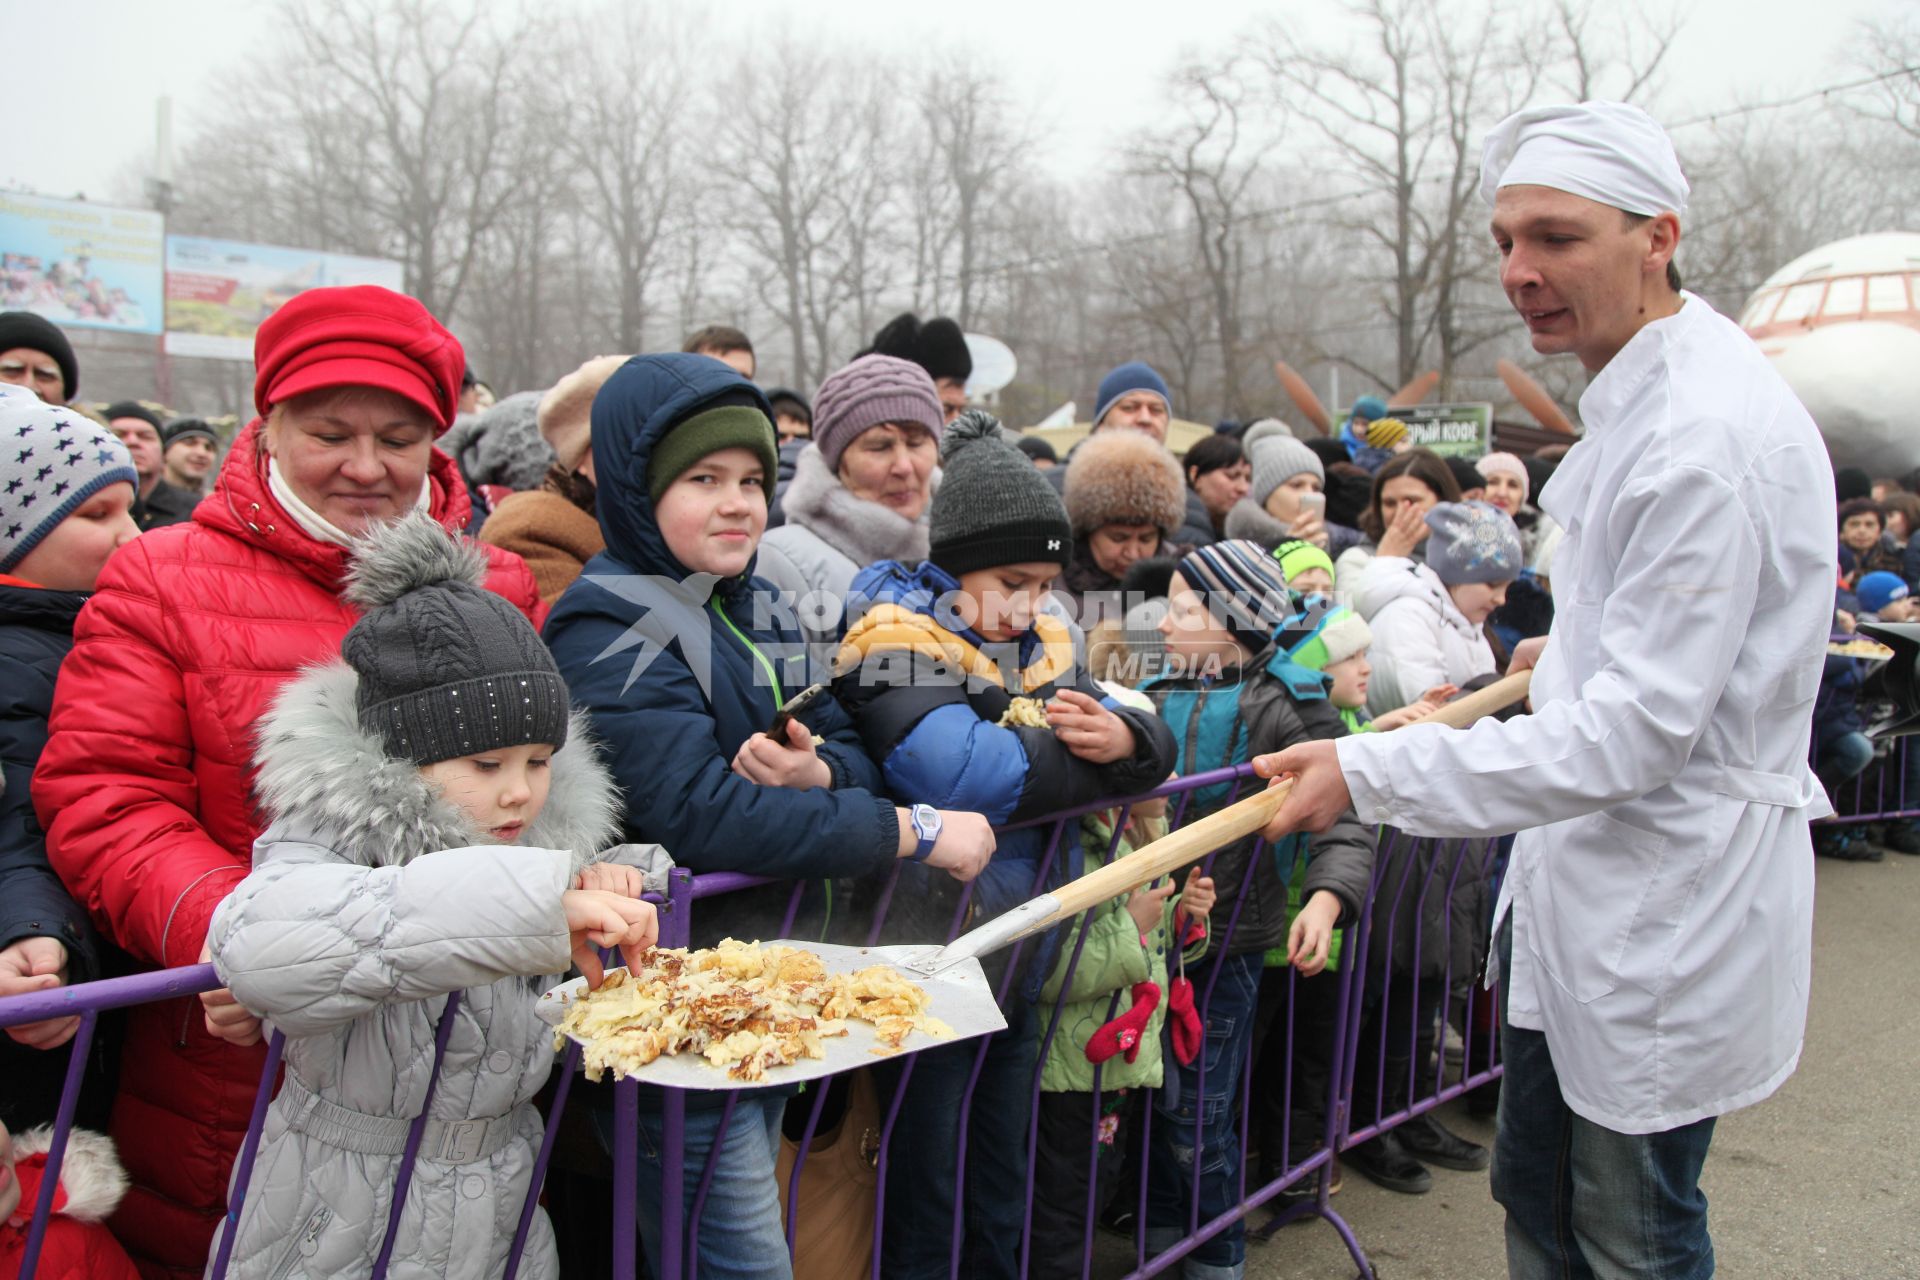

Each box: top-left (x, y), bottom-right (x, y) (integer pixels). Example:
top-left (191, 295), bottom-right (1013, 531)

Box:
top-left (1479, 101), bottom-right (1688, 218)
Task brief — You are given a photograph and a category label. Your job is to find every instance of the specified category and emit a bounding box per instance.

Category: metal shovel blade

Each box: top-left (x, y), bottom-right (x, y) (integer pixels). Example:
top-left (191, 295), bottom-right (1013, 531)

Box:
top-left (538, 940), bottom-right (1007, 1091)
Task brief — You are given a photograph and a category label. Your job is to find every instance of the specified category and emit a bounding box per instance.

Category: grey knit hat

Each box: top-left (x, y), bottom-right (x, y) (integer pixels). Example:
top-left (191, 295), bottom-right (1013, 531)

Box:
top-left (1424, 501), bottom-right (1523, 586)
top-left (811, 354), bottom-right (944, 473)
top-left (0, 383), bottom-right (138, 573)
top-left (452, 391), bottom-right (554, 491)
top-left (341, 509), bottom-right (570, 764)
top-left (929, 409), bottom-right (1073, 575)
top-left (1243, 418), bottom-right (1325, 507)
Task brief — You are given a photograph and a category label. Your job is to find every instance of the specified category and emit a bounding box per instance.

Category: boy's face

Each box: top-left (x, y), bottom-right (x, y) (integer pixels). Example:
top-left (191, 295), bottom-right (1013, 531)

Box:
top-left (1288, 566), bottom-right (1334, 598)
top-left (0, 1119), bottom-right (18, 1222)
top-left (419, 743), bottom-right (554, 843)
top-left (1157, 584), bottom-right (1252, 666)
top-left (1323, 651), bottom-right (1371, 709)
top-left (1448, 578), bottom-right (1510, 625)
top-left (1841, 512), bottom-right (1883, 552)
top-left (12, 481), bottom-right (139, 591)
top-left (654, 446), bottom-right (767, 578)
top-left (165, 434), bottom-right (218, 486)
top-left (951, 561), bottom-right (1060, 642)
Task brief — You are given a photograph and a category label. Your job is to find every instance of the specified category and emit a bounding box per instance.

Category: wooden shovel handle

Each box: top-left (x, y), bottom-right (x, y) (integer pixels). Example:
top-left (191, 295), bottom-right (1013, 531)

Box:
top-left (1410, 670), bottom-right (1531, 729)
top-left (1037, 782), bottom-right (1293, 925)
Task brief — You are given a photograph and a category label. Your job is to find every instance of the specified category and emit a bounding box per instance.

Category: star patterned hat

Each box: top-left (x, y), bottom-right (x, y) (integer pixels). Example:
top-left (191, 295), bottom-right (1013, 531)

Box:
top-left (0, 383), bottom-right (138, 574)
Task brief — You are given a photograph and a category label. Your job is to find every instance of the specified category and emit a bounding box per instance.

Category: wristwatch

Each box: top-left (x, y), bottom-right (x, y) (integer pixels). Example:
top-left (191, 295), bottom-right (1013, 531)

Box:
top-left (909, 804), bottom-right (942, 862)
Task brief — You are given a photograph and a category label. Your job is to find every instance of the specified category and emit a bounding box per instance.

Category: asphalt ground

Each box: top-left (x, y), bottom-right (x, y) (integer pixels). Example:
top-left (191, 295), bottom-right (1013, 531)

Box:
top-left (1238, 850), bottom-right (1920, 1279)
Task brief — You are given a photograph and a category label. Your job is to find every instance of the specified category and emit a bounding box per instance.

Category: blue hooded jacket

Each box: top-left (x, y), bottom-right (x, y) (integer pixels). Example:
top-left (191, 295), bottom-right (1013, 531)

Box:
top-left (544, 354), bottom-right (899, 947)
top-left (833, 558), bottom-right (1176, 996)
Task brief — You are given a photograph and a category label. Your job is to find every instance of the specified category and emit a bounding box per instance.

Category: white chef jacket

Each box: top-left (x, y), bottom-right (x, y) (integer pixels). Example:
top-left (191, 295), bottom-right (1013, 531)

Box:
top-left (1335, 293), bottom-right (1834, 1134)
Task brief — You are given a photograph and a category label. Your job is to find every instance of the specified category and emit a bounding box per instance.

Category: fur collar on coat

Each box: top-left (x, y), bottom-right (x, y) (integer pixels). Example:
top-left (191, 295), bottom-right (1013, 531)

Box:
top-left (779, 443), bottom-right (935, 568)
top-left (251, 662), bottom-right (618, 873)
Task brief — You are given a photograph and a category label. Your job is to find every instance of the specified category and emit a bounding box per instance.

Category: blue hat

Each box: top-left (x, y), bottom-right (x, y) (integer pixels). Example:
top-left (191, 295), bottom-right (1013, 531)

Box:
top-left (1424, 501), bottom-right (1523, 586)
top-left (1349, 395), bottom-right (1389, 422)
top-left (1858, 571), bottom-right (1910, 614)
top-left (1094, 361), bottom-right (1172, 427)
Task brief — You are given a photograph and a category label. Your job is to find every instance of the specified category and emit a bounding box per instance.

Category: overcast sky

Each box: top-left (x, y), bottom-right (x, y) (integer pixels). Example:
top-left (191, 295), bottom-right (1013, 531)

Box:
top-left (5, 0), bottom-right (1906, 202)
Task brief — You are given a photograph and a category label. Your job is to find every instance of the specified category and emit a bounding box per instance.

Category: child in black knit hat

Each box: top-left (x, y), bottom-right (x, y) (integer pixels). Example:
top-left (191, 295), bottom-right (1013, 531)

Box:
top-left (199, 510), bottom-right (656, 1279)
top-left (833, 410), bottom-right (1181, 1278)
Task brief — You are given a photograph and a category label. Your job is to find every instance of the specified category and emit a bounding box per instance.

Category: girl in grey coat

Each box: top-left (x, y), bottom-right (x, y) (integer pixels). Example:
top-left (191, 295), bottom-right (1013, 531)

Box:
top-left (203, 512), bottom-right (658, 1279)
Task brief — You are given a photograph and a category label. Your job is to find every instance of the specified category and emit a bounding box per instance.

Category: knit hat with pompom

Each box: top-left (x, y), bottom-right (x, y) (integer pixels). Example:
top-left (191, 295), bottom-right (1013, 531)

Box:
top-left (927, 409), bottom-right (1073, 575)
top-left (341, 508), bottom-right (569, 763)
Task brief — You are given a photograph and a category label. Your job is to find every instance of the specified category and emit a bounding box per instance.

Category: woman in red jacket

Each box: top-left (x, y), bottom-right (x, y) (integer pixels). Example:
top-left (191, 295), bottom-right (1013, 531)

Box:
top-left (32, 285), bottom-right (544, 1278)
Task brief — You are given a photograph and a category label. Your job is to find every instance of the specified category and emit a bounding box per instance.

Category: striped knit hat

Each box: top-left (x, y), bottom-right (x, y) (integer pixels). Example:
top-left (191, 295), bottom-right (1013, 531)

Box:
top-left (1174, 538), bottom-right (1294, 654)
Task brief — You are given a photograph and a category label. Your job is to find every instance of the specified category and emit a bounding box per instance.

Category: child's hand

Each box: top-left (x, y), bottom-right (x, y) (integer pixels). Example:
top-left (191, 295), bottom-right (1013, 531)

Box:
top-left (576, 862), bottom-right (646, 897)
top-left (1286, 890), bottom-right (1343, 977)
top-left (1126, 879), bottom-right (1177, 936)
top-left (1370, 701), bottom-right (1439, 732)
top-left (197, 940), bottom-right (264, 1047)
top-left (1176, 867), bottom-right (1215, 930)
top-left (1045, 689), bottom-right (1137, 764)
top-left (1415, 683), bottom-right (1459, 706)
top-left (563, 890), bottom-right (659, 990)
top-left (731, 718), bottom-right (833, 791)
top-left (0, 937), bottom-right (79, 1050)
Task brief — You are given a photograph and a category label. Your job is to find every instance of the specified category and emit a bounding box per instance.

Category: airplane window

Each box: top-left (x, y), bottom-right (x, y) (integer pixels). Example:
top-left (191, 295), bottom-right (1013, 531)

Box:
top-left (1775, 282), bottom-right (1824, 323)
top-left (1867, 274), bottom-right (1909, 313)
top-left (1823, 277), bottom-right (1865, 317)
top-left (1741, 290), bottom-right (1779, 327)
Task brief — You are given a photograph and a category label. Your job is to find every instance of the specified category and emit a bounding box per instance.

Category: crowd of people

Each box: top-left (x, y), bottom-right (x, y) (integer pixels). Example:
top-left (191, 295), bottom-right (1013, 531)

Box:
top-left (0, 95), bottom-right (1863, 1280)
top-left (0, 280), bottom-right (1553, 1280)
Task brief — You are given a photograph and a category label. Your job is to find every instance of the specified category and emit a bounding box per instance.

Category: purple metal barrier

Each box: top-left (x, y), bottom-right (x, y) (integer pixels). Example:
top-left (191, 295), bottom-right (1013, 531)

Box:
top-left (1817, 735), bottom-right (1920, 824)
top-left (0, 768), bottom-right (1513, 1280)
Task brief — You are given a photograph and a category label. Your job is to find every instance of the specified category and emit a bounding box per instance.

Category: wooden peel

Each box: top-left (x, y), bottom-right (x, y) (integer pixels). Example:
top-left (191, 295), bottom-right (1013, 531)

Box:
top-left (902, 782), bottom-right (1293, 975)
top-left (1406, 669), bottom-right (1532, 729)
top-left (1496, 360), bottom-right (1578, 436)
top-left (1388, 370), bottom-right (1439, 409)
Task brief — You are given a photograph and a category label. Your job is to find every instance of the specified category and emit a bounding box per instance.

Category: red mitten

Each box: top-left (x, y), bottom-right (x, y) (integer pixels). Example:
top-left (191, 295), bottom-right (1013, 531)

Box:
top-left (1085, 981), bottom-right (1162, 1065)
top-left (1167, 977), bottom-right (1203, 1066)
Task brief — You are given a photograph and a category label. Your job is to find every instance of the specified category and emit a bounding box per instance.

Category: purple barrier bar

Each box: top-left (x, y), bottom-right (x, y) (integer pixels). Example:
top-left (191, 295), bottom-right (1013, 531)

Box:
top-left (15, 1010), bottom-right (95, 1280)
top-left (370, 989), bottom-right (462, 1280)
top-left (208, 1030), bottom-right (287, 1280)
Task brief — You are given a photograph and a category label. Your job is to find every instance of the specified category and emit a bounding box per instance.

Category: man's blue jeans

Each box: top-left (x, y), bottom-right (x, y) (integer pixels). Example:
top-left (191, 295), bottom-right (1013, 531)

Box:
top-left (1492, 926), bottom-right (1717, 1279)
top-left (593, 1090), bottom-right (793, 1280)
top-left (1146, 949), bottom-right (1264, 1280)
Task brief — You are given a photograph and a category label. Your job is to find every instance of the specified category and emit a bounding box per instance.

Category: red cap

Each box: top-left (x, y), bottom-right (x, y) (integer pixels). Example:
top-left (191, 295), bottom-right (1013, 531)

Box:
top-left (252, 285), bottom-right (465, 433)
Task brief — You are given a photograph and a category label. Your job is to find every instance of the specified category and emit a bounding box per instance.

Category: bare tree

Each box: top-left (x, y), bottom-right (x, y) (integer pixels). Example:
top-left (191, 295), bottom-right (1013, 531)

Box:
top-left (913, 68), bottom-right (1031, 327)
top-left (1129, 57), bottom-right (1272, 420)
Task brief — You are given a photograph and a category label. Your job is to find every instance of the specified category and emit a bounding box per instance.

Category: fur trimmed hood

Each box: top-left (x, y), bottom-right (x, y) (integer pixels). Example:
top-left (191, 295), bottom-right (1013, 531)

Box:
top-left (251, 662), bottom-right (619, 871)
top-left (11, 1126), bottom-right (128, 1224)
top-left (780, 442), bottom-right (936, 567)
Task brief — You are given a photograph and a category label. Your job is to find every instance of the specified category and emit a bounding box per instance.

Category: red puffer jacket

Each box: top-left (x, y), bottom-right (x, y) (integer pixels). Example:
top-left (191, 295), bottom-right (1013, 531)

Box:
top-left (33, 422), bottom-right (544, 1278)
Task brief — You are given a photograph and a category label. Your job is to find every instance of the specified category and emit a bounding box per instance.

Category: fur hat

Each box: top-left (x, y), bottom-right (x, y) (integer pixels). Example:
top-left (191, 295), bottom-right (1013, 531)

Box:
top-left (860, 312), bottom-right (972, 384)
top-left (341, 510), bottom-right (570, 763)
top-left (539, 354), bottom-right (627, 473)
top-left (1243, 418), bottom-right (1325, 507)
top-left (1063, 429), bottom-right (1187, 538)
top-left (1424, 501), bottom-right (1523, 585)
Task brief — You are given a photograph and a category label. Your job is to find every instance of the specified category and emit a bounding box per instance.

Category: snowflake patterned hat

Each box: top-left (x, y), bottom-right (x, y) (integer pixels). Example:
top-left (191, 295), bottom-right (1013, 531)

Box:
top-left (1423, 501), bottom-right (1523, 586)
top-left (0, 382), bottom-right (138, 574)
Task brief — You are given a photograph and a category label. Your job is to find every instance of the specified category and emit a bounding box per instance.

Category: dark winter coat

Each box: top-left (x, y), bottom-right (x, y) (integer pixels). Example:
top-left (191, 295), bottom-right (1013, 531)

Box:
top-left (544, 354), bottom-right (900, 954)
top-left (832, 558), bottom-right (1176, 997)
top-left (1144, 645), bottom-right (1375, 956)
top-left (0, 577), bottom-right (114, 1135)
top-left (134, 478), bottom-right (199, 530)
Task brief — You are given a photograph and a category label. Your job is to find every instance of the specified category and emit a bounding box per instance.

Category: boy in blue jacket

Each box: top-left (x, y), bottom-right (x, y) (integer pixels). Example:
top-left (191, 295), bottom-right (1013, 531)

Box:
top-left (544, 354), bottom-right (995, 1280)
top-left (833, 411), bottom-right (1177, 1280)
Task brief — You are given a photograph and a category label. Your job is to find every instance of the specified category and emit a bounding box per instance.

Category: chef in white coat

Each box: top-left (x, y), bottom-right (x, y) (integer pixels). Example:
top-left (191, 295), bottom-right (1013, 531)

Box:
top-left (1254, 102), bottom-right (1834, 1279)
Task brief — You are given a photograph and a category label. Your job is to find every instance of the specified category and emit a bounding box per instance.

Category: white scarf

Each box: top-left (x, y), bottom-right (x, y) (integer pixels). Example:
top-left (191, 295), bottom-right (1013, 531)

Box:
top-left (267, 458), bottom-right (431, 547)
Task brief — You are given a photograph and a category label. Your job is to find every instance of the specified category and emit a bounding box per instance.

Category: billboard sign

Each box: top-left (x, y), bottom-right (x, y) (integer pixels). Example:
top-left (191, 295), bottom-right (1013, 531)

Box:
top-left (164, 236), bottom-right (405, 358)
top-left (0, 191), bottom-right (165, 334)
top-left (1394, 402), bottom-right (1493, 458)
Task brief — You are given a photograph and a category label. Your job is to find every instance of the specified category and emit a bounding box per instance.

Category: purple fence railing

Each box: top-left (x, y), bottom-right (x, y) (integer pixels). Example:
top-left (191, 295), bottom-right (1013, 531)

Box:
top-left (0, 765), bottom-right (1507, 1280)
top-left (1816, 735), bottom-right (1920, 824)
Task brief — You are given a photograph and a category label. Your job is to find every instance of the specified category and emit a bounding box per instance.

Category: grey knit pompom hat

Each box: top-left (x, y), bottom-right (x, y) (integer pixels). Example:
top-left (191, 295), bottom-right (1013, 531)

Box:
top-left (341, 509), bottom-right (570, 764)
